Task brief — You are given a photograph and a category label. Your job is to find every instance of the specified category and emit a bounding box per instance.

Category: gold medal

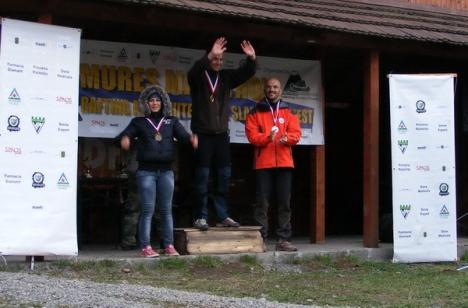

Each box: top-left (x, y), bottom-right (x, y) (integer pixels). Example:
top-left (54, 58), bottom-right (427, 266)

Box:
top-left (210, 94), bottom-right (215, 103)
top-left (155, 133), bottom-right (162, 141)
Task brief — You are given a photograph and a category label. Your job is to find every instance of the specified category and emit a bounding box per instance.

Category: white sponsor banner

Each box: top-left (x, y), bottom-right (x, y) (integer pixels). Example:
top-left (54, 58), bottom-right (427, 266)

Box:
top-left (0, 18), bottom-right (80, 256)
top-left (389, 74), bottom-right (457, 262)
top-left (79, 40), bottom-right (324, 145)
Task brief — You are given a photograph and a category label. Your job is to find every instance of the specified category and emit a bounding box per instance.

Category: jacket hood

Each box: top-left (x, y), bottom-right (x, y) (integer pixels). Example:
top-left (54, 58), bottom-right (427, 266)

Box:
top-left (139, 85), bottom-right (172, 117)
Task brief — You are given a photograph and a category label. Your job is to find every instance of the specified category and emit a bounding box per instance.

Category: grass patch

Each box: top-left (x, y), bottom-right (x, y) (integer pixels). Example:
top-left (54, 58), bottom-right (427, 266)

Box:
top-left (154, 258), bottom-right (188, 271)
top-left (191, 256), bottom-right (222, 268)
top-left (461, 252), bottom-right (468, 262)
top-left (2, 255), bottom-right (467, 307)
top-left (239, 255), bottom-right (260, 267)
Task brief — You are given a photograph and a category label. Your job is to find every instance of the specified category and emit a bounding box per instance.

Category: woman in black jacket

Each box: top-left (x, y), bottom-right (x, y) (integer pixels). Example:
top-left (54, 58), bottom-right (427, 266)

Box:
top-left (119, 85), bottom-right (196, 257)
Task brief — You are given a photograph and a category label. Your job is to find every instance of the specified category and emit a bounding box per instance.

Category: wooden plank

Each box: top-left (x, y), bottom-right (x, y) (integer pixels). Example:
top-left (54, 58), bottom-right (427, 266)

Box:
top-left (363, 50), bottom-right (380, 248)
top-left (187, 240), bottom-right (264, 254)
top-left (186, 231), bottom-right (261, 240)
top-left (175, 226), bottom-right (261, 232)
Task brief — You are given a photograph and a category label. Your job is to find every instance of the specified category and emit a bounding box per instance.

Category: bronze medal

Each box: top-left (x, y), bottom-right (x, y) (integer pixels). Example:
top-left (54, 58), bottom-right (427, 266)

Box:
top-left (155, 133), bottom-right (162, 141)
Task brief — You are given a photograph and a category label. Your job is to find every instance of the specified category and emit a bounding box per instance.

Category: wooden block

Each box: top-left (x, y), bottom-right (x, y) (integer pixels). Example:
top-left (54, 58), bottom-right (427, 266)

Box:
top-left (174, 226), bottom-right (264, 255)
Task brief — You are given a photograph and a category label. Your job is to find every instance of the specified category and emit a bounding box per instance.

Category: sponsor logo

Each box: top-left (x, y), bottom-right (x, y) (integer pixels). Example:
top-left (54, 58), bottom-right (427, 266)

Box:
top-left (398, 121), bottom-right (407, 133)
top-left (57, 172), bottom-right (70, 189)
top-left (99, 49), bottom-right (114, 58)
top-left (4, 173), bottom-right (21, 184)
top-left (31, 116), bottom-right (45, 133)
top-left (399, 187), bottom-right (411, 192)
top-left (416, 145), bottom-right (427, 150)
top-left (58, 122), bottom-right (70, 132)
top-left (418, 185), bottom-right (430, 193)
top-left (439, 183), bottom-right (449, 196)
top-left (438, 124), bottom-right (448, 132)
top-left (57, 69), bottom-right (72, 79)
top-left (398, 230), bottom-right (412, 238)
top-left (61, 151), bottom-right (66, 158)
top-left (32, 205), bottom-right (43, 210)
top-left (117, 48), bottom-right (128, 61)
top-left (7, 115), bottom-right (20, 132)
top-left (415, 165), bottom-right (430, 171)
top-left (436, 144), bottom-right (448, 149)
top-left (398, 140), bottom-right (408, 153)
top-left (32, 65), bottom-right (48, 76)
top-left (7, 62), bottom-right (24, 73)
top-left (162, 53), bottom-right (177, 62)
top-left (397, 163), bottom-right (410, 171)
top-left (440, 205), bottom-right (449, 218)
top-left (442, 165), bottom-right (447, 172)
top-left (164, 119), bottom-right (172, 124)
top-left (400, 204), bottom-right (411, 219)
top-left (32, 172), bottom-right (45, 188)
top-left (91, 120), bottom-right (105, 126)
top-left (109, 123), bottom-right (119, 127)
top-left (8, 88), bottom-right (21, 104)
top-left (283, 73), bottom-right (310, 93)
top-left (56, 96), bottom-right (72, 104)
top-left (416, 100), bottom-right (426, 113)
top-left (149, 49), bottom-right (160, 64)
top-left (178, 55), bottom-right (193, 65)
top-left (438, 229), bottom-right (450, 238)
top-left (420, 208), bottom-right (429, 216)
top-left (35, 41), bottom-right (46, 47)
top-left (4, 146), bottom-right (22, 155)
top-left (29, 149), bottom-right (47, 155)
top-left (57, 41), bottom-right (72, 49)
top-left (415, 123), bottom-right (429, 131)
top-left (14, 37), bottom-right (19, 44)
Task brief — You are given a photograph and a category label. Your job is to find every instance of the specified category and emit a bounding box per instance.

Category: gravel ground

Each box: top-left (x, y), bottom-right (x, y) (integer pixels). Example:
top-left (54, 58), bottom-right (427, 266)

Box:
top-left (0, 271), bottom-right (316, 308)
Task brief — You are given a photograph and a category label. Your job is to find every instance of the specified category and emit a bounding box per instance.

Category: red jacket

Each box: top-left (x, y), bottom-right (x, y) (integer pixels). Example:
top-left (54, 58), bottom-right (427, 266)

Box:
top-left (245, 100), bottom-right (301, 169)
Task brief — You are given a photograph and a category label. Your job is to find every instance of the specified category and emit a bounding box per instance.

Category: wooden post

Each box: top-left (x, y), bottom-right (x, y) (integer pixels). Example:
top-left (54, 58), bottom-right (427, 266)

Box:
top-left (363, 51), bottom-right (380, 248)
top-left (310, 145), bottom-right (325, 243)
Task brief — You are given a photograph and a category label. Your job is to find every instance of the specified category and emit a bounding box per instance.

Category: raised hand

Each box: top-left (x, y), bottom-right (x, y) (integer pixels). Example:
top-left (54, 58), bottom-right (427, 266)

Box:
top-left (240, 40), bottom-right (256, 60)
top-left (209, 37), bottom-right (227, 59)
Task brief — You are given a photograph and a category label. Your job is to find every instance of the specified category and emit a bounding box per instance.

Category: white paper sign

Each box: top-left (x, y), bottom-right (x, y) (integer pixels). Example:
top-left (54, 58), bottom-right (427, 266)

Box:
top-left (0, 18), bottom-right (81, 256)
top-left (389, 74), bottom-right (457, 262)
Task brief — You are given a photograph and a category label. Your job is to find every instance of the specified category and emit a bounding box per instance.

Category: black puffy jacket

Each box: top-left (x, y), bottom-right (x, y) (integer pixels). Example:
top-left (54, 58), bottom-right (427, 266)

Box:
top-left (119, 115), bottom-right (190, 171)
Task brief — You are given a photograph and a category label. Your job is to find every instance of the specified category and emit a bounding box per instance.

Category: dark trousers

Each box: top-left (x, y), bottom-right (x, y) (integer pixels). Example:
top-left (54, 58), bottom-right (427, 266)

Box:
top-left (255, 168), bottom-right (292, 240)
top-left (194, 132), bottom-right (231, 221)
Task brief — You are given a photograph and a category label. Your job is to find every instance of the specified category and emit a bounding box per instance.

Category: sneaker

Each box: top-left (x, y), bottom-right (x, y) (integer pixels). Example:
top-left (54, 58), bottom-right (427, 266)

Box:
top-left (165, 245), bottom-right (180, 256)
top-left (193, 218), bottom-right (209, 231)
top-left (217, 217), bottom-right (240, 228)
top-left (140, 245), bottom-right (159, 258)
top-left (275, 239), bottom-right (297, 252)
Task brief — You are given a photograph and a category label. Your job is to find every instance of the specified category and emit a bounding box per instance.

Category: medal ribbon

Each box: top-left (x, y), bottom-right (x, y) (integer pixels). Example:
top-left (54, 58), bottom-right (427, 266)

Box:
top-left (268, 100), bottom-right (281, 126)
top-left (204, 70), bottom-right (219, 96)
top-left (146, 117), bottom-right (165, 134)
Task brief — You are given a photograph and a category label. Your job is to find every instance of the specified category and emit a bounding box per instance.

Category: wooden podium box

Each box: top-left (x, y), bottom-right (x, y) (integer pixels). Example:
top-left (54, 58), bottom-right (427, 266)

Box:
top-left (174, 226), bottom-right (264, 255)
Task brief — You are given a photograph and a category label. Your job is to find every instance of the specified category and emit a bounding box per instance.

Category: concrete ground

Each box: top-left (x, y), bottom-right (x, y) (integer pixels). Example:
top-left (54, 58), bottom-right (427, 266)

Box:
top-left (3, 236), bottom-right (467, 264)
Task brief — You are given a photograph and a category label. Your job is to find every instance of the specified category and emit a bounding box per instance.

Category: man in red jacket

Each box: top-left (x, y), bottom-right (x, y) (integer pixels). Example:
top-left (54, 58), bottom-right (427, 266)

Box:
top-left (245, 78), bottom-right (301, 251)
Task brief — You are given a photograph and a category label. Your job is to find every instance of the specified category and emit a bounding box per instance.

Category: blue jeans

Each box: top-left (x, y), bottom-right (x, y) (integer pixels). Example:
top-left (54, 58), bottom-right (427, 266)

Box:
top-left (195, 167), bottom-right (230, 221)
top-left (136, 169), bottom-right (174, 248)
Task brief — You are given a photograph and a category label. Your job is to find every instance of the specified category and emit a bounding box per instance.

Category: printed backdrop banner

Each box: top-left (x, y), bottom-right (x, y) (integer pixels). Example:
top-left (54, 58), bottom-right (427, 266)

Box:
top-left (0, 19), bottom-right (80, 255)
top-left (79, 40), bottom-right (324, 145)
top-left (389, 74), bottom-right (457, 263)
